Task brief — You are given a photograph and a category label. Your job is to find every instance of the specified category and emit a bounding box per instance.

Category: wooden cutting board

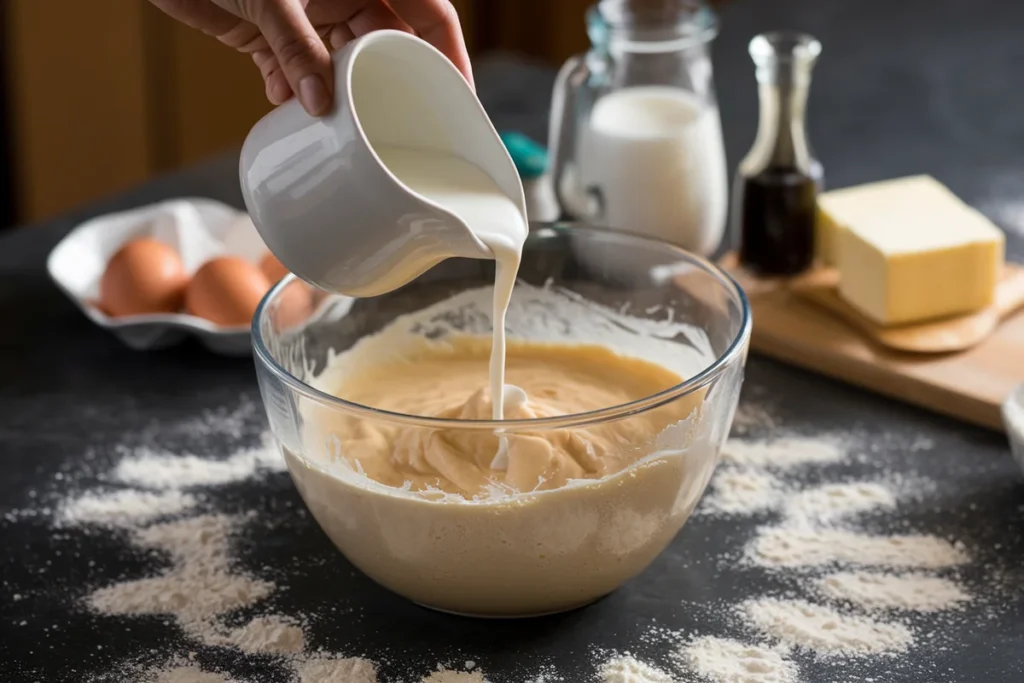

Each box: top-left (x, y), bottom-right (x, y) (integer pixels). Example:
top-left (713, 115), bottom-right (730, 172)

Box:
top-left (721, 256), bottom-right (1024, 431)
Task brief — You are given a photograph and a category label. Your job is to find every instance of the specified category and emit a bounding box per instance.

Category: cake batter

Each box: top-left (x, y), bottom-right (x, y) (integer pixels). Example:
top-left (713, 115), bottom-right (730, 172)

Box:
top-left (319, 335), bottom-right (690, 496)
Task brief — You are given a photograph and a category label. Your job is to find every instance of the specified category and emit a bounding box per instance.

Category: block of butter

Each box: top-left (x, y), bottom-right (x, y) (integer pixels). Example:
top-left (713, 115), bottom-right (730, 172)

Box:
top-left (817, 175), bottom-right (968, 265)
top-left (825, 176), bottom-right (1005, 326)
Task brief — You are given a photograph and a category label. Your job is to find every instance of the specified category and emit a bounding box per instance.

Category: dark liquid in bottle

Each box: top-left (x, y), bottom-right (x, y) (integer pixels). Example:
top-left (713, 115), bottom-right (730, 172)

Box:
top-left (737, 167), bottom-right (819, 276)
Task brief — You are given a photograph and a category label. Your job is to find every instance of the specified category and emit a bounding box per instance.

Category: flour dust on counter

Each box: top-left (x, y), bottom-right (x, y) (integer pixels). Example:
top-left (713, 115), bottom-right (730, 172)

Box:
top-left (816, 571), bottom-right (971, 612)
top-left (60, 489), bottom-right (199, 526)
top-left (677, 418), bottom-right (1002, 675)
top-left (149, 662), bottom-right (235, 683)
top-left (112, 434), bottom-right (285, 489)
top-left (202, 615), bottom-right (306, 655)
top-left (680, 636), bottom-right (797, 683)
top-left (741, 598), bottom-right (915, 656)
top-left (294, 655), bottom-right (379, 683)
top-left (699, 468), bottom-right (783, 515)
top-left (719, 435), bottom-right (845, 470)
top-left (729, 400), bottom-right (778, 436)
top-left (3, 397), bottom-right (286, 530)
top-left (748, 526), bottom-right (969, 569)
top-left (422, 669), bottom-right (491, 683)
top-left (2, 385), bottom-right (1019, 682)
top-left (597, 653), bottom-right (675, 683)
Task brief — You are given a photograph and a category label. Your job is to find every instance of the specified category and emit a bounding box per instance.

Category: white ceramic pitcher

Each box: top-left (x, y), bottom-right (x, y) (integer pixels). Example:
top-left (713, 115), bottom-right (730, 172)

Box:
top-left (239, 30), bottom-right (524, 297)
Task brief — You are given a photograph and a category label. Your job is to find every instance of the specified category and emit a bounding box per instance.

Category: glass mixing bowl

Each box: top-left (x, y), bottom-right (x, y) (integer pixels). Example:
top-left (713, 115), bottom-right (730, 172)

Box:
top-left (252, 223), bottom-right (751, 617)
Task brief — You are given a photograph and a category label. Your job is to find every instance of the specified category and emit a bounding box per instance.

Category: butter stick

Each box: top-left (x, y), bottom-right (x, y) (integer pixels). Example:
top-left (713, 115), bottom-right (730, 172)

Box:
top-left (822, 176), bottom-right (1004, 325)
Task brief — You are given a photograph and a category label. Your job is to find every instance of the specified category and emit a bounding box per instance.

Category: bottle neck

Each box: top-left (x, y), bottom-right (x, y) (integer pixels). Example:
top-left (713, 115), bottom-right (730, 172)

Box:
top-left (744, 33), bottom-right (821, 174)
top-left (589, 0), bottom-right (717, 52)
top-left (753, 79), bottom-right (811, 169)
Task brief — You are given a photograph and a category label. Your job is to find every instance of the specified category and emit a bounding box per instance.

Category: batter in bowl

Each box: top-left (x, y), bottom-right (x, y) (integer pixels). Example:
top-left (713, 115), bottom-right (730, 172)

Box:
top-left (284, 289), bottom-right (719, 616)
top-left (316, 335), bottom-right (691, 496)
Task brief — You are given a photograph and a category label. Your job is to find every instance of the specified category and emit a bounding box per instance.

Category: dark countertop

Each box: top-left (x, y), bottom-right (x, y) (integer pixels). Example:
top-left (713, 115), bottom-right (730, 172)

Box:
top-left (2, 1), bottom-right (1024, 681)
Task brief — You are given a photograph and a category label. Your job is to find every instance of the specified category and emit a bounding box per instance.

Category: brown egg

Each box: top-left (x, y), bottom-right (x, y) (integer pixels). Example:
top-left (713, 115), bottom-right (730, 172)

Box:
top-left (259, 252), bottom-right (290, 283)
top-left (186, 257), bottom-right (272, 326)
top-left (100, 238), bottom-right (188, 317)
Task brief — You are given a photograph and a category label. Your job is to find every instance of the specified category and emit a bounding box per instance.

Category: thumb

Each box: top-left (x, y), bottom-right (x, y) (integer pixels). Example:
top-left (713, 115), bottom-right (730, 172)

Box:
top-left (247, 0), bottom-right (334, 115)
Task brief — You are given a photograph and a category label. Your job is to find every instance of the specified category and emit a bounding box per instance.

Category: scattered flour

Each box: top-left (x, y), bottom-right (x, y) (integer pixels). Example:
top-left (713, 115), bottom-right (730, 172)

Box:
top-left (817, 571), bottom-right (970, 612)
top-left (748, 527), bottom-right (969, 569)
top-left (30, 405), bottom-right (318, 681)
top-left (522, 666), bottom-right (564, 683)
top-left (742, 598), bottom-right (914, 656)
top-left (88, 515), bottom-right (274, 627)
top-left (681, 636), bottom-right (796, 683)
top-left (599, 655), bottom-right (674, 683)
top-left (295, 656), bottom-right (379, 683)
top-left (176, 400), bottom-right (261, 440)
top-left (782, 482), bottom-right (897, 527)
top-left (12, 374), bottom-right (983, 679)
top-left (700, 472), bottom-right (897, 523)
top-left (72, 427), bottom-right (975, 677)
top-left (730, 402), bottom-right (776, 436)
top-left (60, 489), bottom-right (197, 526)
top-left (698, 432), bottom-right (976, 661)
top-left (149, 664), bottom-right (234, 683)
top-left (720, 437), bottom-right (844, 470)
top-left (202, 615), bottom-right (306, 654)
top-left (422, 669), bottom-right (490, 683)
top-left (113, 437), bottom-right (284, 489)
top-left (700, 469), bottom-right (782, 515)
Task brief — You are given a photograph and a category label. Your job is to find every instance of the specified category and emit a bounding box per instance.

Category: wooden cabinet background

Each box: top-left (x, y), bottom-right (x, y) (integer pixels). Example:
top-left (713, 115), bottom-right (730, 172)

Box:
top-left (3, 0), bottom-right (592, 225)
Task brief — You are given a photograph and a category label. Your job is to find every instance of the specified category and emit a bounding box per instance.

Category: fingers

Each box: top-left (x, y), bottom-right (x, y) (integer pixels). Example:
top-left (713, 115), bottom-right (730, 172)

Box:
top-left (238, 0), bottom-right (334, 115)
top-left (218, 20), bottom-right (268, 52)
top-left (155, 0), bottom-right (474, 112)
top-left (252, 49), bottom-right (292, 105)
top-left (387, 0), bottom-right (473, 87)
top-left (304, 0), bottom-right (409, 50)
top-left (256, 22), bottom-right (338, 103)
top-left (345, 1), bottom-right (410, 39)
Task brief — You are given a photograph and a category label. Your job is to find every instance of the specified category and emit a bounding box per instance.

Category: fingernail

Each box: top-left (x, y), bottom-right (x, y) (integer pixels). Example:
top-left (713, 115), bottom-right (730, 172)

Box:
top-left (298, 75), bottom-right (330, 115)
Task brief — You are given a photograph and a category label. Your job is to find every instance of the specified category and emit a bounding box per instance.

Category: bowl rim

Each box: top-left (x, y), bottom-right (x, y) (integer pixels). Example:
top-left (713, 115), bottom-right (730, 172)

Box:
top-left (251, 222), bottom-right (752, 431)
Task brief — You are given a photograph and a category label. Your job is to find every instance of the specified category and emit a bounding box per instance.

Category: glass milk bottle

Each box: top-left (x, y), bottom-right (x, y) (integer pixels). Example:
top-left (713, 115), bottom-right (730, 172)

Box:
top-left (549, 0), bottom-right (728, 256)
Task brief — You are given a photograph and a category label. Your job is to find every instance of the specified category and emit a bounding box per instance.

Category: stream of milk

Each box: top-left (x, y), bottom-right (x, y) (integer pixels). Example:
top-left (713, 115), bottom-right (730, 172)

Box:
top-left (373, 145), bottom-right (527, 468)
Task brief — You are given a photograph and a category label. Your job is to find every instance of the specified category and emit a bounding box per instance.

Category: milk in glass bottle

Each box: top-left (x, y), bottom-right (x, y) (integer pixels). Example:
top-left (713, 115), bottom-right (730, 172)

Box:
top-left (549, 0), bottom-right (728, 256)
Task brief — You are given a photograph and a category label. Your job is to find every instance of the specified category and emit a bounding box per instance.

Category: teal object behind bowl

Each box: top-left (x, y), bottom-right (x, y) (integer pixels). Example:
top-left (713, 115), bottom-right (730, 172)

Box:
top-left (499, 131), bottom-right (548, 179)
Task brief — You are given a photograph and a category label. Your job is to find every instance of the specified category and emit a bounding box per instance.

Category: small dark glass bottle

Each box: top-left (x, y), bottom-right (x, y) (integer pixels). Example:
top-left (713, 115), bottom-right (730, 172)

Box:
top-left (734, 32), bottom-right (824, 276)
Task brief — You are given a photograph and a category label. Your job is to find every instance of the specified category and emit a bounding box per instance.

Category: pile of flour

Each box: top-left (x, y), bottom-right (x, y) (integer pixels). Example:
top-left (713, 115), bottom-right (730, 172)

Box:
top-left (599, 654), bottom-right (674, 683)
top-left (681, 636), bottom-right (797, 683)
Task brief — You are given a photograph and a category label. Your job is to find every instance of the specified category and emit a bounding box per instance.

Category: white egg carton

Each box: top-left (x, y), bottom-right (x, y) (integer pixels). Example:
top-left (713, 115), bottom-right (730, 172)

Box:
top-left (47, 197), bottom-right (270, 356)
top-left (1003, 383), bottom-right (1024, 474)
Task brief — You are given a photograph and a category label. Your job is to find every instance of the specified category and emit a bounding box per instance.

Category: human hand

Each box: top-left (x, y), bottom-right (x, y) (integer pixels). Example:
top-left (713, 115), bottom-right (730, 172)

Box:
top-left (148, 0), bottom-right (473, 116)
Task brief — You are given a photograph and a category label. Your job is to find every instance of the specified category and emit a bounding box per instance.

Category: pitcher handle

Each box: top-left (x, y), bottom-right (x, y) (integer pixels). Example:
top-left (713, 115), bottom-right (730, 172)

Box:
top-left (548, 55), bottom-right (596, 220)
